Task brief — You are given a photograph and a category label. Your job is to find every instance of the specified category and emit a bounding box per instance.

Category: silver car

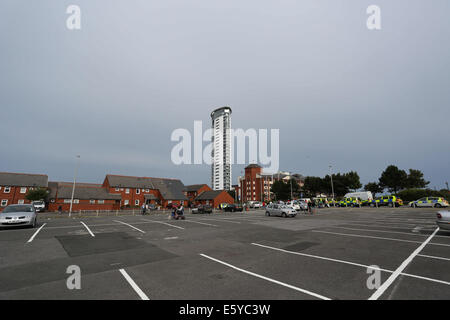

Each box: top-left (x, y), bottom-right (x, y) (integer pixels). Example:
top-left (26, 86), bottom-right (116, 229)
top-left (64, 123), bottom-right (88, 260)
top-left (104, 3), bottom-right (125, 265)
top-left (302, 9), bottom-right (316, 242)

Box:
top-left (265, 204), bottom-right (297, 218)
top-left (0, 204), bottom-right (37, 228)
top-left (437, 211), bottom-right (450, 230)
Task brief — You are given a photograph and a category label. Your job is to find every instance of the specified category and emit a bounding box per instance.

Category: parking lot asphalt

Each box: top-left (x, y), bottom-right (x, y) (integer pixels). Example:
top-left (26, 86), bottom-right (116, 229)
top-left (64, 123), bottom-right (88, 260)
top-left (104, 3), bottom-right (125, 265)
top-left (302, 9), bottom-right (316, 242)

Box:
top-left (0, 207), bottom-right (449, 300)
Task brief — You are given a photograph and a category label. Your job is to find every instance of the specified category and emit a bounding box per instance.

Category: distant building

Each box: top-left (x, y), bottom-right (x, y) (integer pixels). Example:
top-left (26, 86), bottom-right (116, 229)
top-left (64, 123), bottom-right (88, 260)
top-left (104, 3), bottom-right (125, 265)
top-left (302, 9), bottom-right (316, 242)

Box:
top-left (211, 106), bottom-right (232, 191)
top-left (183, 184), bottom-right (212, 205)
top-left (102, 174), bottom-right (188, 208)
top-left (48, 182), bottom-right (121, 212)
top-left (236, 164), bottom-right (304, 203)
top-left (194, 190), bottom-right (234, 208)
top-left (0, 172), bottom-right (48, 210)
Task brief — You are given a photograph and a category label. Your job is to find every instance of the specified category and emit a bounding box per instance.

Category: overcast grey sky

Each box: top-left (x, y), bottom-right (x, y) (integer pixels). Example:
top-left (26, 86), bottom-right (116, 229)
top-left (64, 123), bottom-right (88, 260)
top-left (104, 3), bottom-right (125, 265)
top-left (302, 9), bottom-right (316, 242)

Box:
top-left (0, 0), bottom-right (449, 189)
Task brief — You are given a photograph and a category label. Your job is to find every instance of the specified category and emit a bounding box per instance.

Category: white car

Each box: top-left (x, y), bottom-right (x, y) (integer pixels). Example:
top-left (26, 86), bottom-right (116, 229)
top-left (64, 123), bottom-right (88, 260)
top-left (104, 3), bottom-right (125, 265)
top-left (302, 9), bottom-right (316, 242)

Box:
top-left (437, 211), bottom-right (450, 230)
top-left (32, 200), bottom-right (45, 212)
top-left (0, 204), bottom-right (38, 228)
top-left (265, 204), bottom-right (297, 218)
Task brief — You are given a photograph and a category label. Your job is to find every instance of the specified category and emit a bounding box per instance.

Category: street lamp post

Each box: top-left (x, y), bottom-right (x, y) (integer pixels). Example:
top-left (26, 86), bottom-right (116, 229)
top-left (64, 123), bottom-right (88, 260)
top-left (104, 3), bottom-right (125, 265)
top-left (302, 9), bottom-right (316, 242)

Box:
top-left (329, 165), bottom-right (335, 206)
top-left (69, 155), bottom-right (81, 217)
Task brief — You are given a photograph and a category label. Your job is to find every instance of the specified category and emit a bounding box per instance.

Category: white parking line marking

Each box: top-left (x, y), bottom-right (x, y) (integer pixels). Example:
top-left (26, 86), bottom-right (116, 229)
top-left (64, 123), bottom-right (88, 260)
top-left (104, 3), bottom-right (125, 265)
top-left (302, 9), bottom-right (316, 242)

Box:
top-left (80, 221), bottom-right (95, 237)
top-left (417, 254), bottom-right (450, 262)
top-left (199, 253), bottom-right (331, 300)
top-left (27, 223), bottom-right (47, 243)
top-left (119, 269), bottom-right (149, 300)
top-left (197, 218), bottom-right (241, 224)
top-left (252, 243), bottom-right (450, 287)
top-left (182, 220), bottom-right (218, 227)
top-left (369, 228), bottom-right (440, 300)
top-left (330, 226), bottom-right (432, 238)
top-left (113, 220), bottom-right (146, 233)
top-left (141, 219), bottom-right (185, 230)
top-left (312, 230), bottom-right (450, 247)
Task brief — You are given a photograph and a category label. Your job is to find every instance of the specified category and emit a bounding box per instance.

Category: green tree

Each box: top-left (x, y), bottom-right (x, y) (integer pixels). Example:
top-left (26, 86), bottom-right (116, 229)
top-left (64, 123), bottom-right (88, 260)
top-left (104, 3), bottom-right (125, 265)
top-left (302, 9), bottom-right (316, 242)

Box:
top-left (303, 176), bottom-right (324, 197)
top-left (379, 165), bottom-right (407, 194)
top-left (364, 182), bottom-right (383, 197)
top-left (405, 169), bottom-right (429, 189)
top-left (271, 180), bottom-right (289, 201)
top-left (344, 171), bottom-right (362, 191)
top-left (25, 188), bottom-right (49, 201)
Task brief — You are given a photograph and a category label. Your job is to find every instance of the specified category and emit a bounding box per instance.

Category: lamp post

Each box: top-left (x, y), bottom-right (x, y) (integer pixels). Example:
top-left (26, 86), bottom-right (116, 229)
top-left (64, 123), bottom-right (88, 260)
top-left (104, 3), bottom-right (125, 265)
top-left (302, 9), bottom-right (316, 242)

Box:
top-left (329, 165), bottom-right (335, 205)
top-left (69, 155), bottom-right (81, 217)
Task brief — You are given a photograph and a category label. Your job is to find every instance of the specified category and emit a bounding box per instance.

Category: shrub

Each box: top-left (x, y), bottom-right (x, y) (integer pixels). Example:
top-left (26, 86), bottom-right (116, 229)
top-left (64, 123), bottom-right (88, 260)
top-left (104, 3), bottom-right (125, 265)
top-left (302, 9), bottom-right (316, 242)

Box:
top-left (396, 188), bottom-right (449, 202)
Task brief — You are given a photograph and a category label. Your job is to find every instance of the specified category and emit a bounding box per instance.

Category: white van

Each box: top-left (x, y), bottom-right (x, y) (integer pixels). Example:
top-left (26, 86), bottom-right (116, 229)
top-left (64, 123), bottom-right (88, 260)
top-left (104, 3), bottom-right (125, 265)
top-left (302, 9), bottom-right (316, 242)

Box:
top-left (344, 192), bottom-right (373, 201)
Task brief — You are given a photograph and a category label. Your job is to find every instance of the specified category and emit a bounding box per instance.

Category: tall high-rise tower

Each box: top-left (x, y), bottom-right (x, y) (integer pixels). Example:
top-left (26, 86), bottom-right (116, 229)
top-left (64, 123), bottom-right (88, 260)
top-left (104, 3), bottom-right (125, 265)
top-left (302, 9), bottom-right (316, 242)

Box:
top-left (210, 106), bottom-right (232, 190)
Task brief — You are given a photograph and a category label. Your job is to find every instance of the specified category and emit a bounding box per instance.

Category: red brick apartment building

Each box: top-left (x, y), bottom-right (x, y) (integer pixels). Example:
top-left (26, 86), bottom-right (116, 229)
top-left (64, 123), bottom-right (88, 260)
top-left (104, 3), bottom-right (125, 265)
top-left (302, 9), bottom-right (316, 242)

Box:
top-left (103, 174), bottom-right (188, 208)
top-left (0, 172), bottom-right (48, 211)
top-left (194, 190), bottom-right (234, 208)
top-left (48, 182), bottom-right (121, 212)
top-left (237, 164), bottom-right (304, 203)
top-left (183, 184), bottom-right (212, 205)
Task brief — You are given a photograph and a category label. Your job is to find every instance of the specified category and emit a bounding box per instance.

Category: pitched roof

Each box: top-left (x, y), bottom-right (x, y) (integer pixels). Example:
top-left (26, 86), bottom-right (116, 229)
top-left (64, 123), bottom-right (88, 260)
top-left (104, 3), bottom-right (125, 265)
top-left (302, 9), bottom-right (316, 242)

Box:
top-left (50, 184), bottom-right (121, 200)
top-left (0, 172), bottom-right (48, 187)
top-left (195, 190), bottom-right (227, 200)
top-left (105, 175), bottom-right (187, 200)
top-left (184, 184), bottom-right (208, 192)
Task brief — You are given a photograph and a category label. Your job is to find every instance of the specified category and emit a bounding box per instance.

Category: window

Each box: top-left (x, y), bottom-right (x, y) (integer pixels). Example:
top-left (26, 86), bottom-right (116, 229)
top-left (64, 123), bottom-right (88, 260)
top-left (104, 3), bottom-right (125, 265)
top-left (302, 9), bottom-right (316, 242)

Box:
top-left (74, 199), bottom-right (79, 204)
top-left (124, 200), bottom-right (129, 206)
top-left (115, 188), bottom-right (120, 191)
top-left (20, 187), bottom-right (27, 194)
top-left (90, 200), bottom-right (95, 204)
top-left (18, 199), bottom-right (25, 204)
top-left (145, 189), bottom-right (149, 193)
top-left (136, 189), bottom-right (140, 195)
top-left (64, 199), bottom-right (72, 204)
top-left (1, 200), bottom-right (8, 207)
top-left (4, 187), bottom-right (11, 193)
top-left (125, 188), bottom-right (130, 194)
top-left (135, 200), bottom-right (139, 206)
top-left (98, 200), bottom-right (104, 204)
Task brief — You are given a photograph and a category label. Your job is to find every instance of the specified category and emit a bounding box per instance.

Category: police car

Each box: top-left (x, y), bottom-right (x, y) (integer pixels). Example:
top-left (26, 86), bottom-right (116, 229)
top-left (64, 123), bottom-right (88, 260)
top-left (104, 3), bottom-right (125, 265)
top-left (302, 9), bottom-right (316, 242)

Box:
top-left (336, 197), bottom-right (361, 207)
top-left (370, 195), bottom-right (403, 207)
top-left (409, 197), bottom-right (449, 208)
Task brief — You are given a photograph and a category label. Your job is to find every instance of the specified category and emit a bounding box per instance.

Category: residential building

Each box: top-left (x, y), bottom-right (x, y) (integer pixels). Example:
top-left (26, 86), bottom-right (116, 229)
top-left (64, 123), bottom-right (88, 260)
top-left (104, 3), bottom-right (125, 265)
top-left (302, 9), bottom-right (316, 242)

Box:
top-left (237, 164), bottom-right (305, 203)
top-left (211, 106), bottom-right (232, 191)
top-left (183, 184), bottom-right (212, 205)
top-left (48, 182), bottom-right (121, 212)
top-left (194, 190), bottom-right (234, 208)
top-left (0, 172), bottom-right (48, 210)
top-left (102, 174), bottom-right (188, 208)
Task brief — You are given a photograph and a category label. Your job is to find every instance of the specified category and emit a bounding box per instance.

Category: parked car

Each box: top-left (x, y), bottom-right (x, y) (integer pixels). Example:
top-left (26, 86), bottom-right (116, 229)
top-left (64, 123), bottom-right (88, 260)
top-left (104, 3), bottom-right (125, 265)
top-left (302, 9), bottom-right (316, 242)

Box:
top-left (224, 204), bottom-right (243, 212)
top-left (287, 200), bottom-right (300, 211)
top-left (409, 197), bottom-right (449, 208)
top-left (192, 204), bottom-right (213, 214)
top-left (337, 197), bottom-right (361, 207)
top-left (219, 203), bottom-right (229, 210)
top-left (298, 200), bottom-right (308, 211)
top-left (0, 204), bottom-right (37, 228)
top-left (148, 204), bottom-right (157, 211)
top-left (370, 195), bottom-right (403, 207)
top-left (32, 200), bottom-right (45, 212)
top-left (265, 204), bottom-right (296, 218)
top-left (436, 211), bottom-right (450, 230)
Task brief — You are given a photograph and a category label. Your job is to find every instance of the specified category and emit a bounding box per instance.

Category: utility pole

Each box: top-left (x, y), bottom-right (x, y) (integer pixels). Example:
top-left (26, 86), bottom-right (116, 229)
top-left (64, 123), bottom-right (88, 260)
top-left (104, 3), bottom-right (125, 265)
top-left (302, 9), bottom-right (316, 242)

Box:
top-left (69, 155), bottom-right (81, 217)
top-left (329, 165), bottom-right (335, 205)
top-left (446, 181), bottom-right (449, 191)
top-left (290, 178), bottom-right (293, 200)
